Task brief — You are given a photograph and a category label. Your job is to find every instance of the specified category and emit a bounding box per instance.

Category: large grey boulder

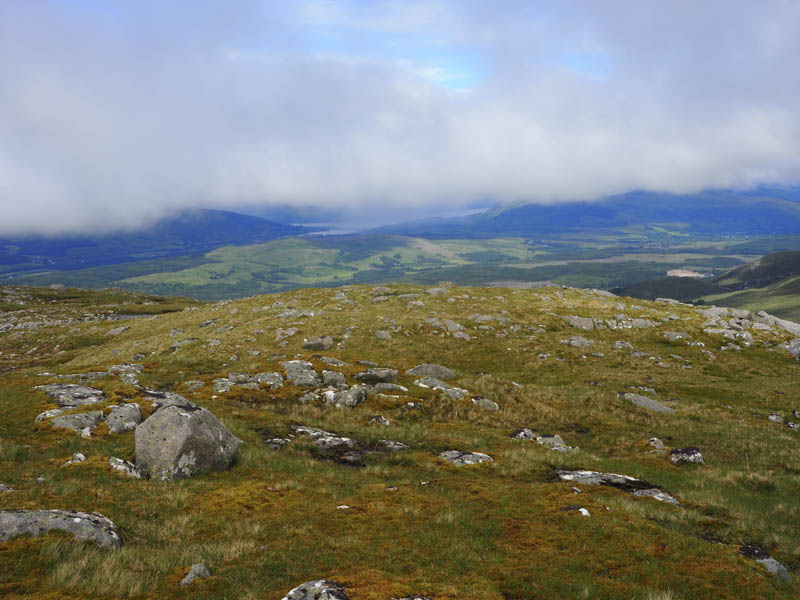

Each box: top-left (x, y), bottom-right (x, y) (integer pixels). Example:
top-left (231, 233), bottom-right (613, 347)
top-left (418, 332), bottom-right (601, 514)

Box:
top-left (0, 510), bottom-right (120, 547)
top-left (36, 384), bottom-right (105, 407)
top-left (106, 403), bottom-right (141, 433)
top-left (405, 363), bottom-right (456, 380)
top-left (281, 580), bottom-right (349, 600)
top-left (623, 393), bottom-right (676, 414)
top-left (135, 406), bottom-right (239, 481)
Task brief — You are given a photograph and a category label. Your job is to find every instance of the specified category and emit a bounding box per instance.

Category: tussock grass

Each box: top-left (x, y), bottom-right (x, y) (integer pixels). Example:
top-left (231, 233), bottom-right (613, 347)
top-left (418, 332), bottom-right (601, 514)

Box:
top-left (1, 283), bottom-right (799, 598)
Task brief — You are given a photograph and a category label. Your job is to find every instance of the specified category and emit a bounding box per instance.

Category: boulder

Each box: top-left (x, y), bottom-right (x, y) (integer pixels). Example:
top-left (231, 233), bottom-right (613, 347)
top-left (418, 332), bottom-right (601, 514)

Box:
top-left (439, 450), bottom-right (493, 466)
top-left (256, 372), bottom-right (284, 387)
top-left (414, 377), bottom-right (468, 399)
top-left (623, 393), bottom-right (676, 414)
top-left (303, 336), bottom-right (334, 350)
top-left (141, 389), bottom-right (195, 411)
top-left (536, 434), bottom-right (576, 452)
top-left (106, 403), bottom-right (141, 434)
top-left (355, 368), bottom-right (398, 384)
top-left (322, 370), bottom-right (348, 389)
top-left (105, 325), bottom-right (129, 336)
top-left (281, 580), bottom-right (349, 600)
top-left (405, 363), bottom-right (456, 380)
top-left (0, 510), bottom-right (120, 547)
top-left (375, 330), bottom-right (392, 340)
top-left (135, 406), bottom-right (239, 481)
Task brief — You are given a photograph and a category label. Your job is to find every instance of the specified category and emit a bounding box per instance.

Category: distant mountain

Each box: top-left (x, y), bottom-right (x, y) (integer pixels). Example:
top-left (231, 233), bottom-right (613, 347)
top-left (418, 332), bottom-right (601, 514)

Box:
top-left (714, 251), bottom-right (800, 290)
top-left (0, 209), bottom-right (310, 274)
top-left (374, 187), bottom-right (800, 238)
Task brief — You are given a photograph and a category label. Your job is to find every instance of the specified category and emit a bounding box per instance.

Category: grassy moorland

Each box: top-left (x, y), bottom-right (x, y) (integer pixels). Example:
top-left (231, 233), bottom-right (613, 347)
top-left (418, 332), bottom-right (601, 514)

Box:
top-left (1, 284), bottom-right (799, 599)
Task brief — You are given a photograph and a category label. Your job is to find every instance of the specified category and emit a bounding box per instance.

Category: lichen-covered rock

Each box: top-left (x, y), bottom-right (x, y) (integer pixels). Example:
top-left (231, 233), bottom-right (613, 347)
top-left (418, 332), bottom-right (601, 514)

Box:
top-left (256, 372), bottom-right (284, 388)
top-left (281, 579), bottom-right (349, 600)
top-left (623, 393), bottom-right (676, 414)
top-left (405, 363), bottom-right (456, 379)
top-left (375, 439), bottom-right (409, 452)
top-left (322, 370), bottom-right (348, 389)
top-left (35, 383), bottom-right (105, 407)
top-left (135, 406), bottom-right (239, 481)
top-left (50, 410), bottom-right (104, 433)
top-left (0, 510), bottom-right (121, 547)
top-left (536, 434), bottom-right (576, 452)
top-left (106, 403), bottom-right (141, 434)
top-left (439, 450), bottom-right (493, 466)
top-left (282, 361), bottom-right (321, 387)
top-left (355, 368), bottom-right (398, 384)
top-left (369, 415), bottom-right (392, 426)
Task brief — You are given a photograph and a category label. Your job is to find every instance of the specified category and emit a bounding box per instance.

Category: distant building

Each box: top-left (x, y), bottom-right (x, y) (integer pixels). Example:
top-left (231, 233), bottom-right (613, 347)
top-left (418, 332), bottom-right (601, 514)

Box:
top-left (667, 269), bottom-right (704, 278)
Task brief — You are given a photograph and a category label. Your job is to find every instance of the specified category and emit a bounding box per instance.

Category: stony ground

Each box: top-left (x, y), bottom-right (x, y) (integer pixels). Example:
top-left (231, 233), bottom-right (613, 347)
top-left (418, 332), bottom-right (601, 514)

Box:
top-left (1, 283), bottom-right (799, 599)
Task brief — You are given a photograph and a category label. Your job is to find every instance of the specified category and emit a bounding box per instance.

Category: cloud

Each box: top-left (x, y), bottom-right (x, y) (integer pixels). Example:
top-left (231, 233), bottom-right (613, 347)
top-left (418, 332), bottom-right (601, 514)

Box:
top-left (1, 0), bottom-right (799, 235)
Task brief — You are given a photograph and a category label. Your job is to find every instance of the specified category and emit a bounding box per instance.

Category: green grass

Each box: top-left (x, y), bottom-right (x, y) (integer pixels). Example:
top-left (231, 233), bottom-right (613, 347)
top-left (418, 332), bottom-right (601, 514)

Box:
top-left (1, 283), bottom-right (800, 598)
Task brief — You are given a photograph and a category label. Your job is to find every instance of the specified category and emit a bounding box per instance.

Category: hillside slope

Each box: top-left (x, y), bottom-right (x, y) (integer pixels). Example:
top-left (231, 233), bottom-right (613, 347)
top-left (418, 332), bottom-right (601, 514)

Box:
top-left (1, 284), bottom-right (799, 599)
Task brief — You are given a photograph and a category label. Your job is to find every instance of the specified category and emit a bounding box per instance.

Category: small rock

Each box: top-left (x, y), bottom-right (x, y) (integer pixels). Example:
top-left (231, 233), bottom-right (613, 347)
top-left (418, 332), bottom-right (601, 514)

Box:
top-left (281, 579), bottom-right (349, 600)
top-left (405, 363), bottom-right (456, 379)
top-left (555, 470), bottom-right (679, 505)
top-left (536, 434), bottom-right (576, 452)
top-left (302, 336), bottom-right (334, 351)
top-left (369, 415), bottom-right (392, 426)
top-left (562, 336), bottom-right (593, 348)
top-left (426, 287), bottom-right (448, 296)
top-left (375, 330), bottom-right (392, 340)
top-left (0, 484), bottom-right (12, 493)
top-left (108, 457), bottom-right (142, 478)
top-left (63, 452), bottom-right (86, 466)
top-left (326, 386), bottom-right (367, 408)
top-left (439, 450), bottom-right (493, 466)
top-left (648, 437), bottom-right (664, 450)
top-left (561, 505), bottom-right (591, 517)
top-left (180, 563), bottom-right (211, 586)
top-left (376, 439), bottom-right (409, 452)
top-left (739, 545), bottom-right (790, 582)
top-left (768, 412), bottom-right (784, 424)
top-left (669, 447), bottom-right (704, 465)
top-left (623, 393), bottom-right (676, 414)
top-left (614, 341), bottom-right (634, 350)
top-left (510, 428), bottom-right (535, 440)
top-left (355, 368), bottom-right (398, 384)
top-left (472, 396), bottom-right (499, 411)
top-left (562, 316), bottom-right (594, 331)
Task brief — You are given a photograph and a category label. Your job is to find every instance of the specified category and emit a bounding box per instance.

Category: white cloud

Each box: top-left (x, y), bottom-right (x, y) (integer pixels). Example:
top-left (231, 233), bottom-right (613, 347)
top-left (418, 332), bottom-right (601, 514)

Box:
top-left (1, 0), bottom-right (799, 235)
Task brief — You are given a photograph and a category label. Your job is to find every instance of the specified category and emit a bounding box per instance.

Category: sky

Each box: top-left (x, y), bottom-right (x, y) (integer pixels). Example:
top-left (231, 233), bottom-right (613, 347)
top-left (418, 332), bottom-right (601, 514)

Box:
top-left (1, 0), bottom-right (800, 235)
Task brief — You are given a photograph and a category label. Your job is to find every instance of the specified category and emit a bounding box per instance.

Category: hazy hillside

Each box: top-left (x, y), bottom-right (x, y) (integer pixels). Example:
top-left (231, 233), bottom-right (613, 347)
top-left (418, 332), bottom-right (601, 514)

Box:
top-left (1, 283), bottom-right (799, 599)
top-left (617, 250), bottom-right (800, 321)
top-left (376, 188), bottom-right (800, 238)
top-left (0, 209), bottom-right (309, 275)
